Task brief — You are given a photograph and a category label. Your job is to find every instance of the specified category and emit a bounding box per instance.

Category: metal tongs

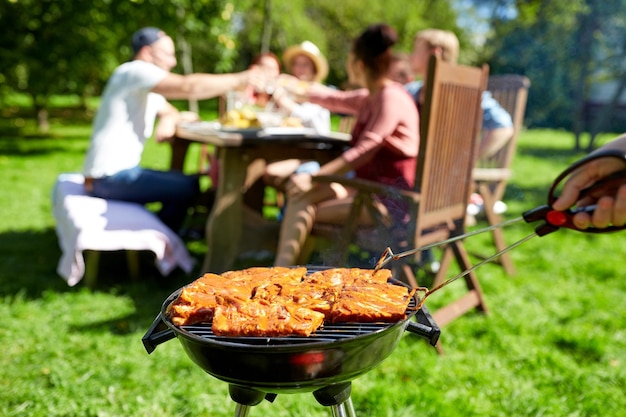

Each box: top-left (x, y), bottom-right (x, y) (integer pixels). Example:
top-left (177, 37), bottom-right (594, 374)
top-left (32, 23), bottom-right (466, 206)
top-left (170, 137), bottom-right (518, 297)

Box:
top-left (375, 149), bottom-right (626, 308)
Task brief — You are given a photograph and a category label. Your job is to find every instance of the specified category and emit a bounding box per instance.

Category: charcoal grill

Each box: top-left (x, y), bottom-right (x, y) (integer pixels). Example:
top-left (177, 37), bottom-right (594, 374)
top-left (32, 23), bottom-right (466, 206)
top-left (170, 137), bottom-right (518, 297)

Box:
top-left (143, 273), bottom-right (440, 416)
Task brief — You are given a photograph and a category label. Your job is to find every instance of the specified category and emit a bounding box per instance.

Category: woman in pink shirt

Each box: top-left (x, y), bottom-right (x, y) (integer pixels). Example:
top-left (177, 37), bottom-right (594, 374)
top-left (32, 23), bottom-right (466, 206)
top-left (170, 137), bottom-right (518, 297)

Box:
top-left (273, 23), bottom-right (419, 266)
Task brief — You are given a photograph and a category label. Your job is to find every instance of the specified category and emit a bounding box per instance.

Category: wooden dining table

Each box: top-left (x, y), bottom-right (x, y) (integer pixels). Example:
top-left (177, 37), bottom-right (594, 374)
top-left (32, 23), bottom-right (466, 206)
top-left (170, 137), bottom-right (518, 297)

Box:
top-left (171, 121), bottom-right (351, 273)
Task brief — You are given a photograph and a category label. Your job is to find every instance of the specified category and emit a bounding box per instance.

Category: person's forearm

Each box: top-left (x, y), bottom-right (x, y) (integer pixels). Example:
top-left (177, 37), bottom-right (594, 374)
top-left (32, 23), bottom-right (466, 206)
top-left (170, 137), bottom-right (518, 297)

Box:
top-left (153, 100), bottom-right (181, 143)
top-left (317, 156), bottom-right (352, 177)
top-left (479, 127), bottom-right (514, 158)
top-left (184, 72), bottom-right (249, 99)
top-left (153, 71), bottom-right (250, 100)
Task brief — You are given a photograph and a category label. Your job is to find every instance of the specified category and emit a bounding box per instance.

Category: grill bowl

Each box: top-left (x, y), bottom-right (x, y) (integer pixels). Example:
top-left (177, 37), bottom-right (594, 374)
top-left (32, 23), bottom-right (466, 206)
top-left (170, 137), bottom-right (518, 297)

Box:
top-left (143, 272), bottom-right (439, 393)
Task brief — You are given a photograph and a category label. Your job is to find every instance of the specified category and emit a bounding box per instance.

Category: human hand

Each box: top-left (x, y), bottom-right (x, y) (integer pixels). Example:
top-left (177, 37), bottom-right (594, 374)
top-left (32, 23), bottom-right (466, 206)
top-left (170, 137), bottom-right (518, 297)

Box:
top-left (285, 172), bottom-right (314, 199)
top-left (179, 111), bottom-right (199, 122)
top-left (277, 74), bottom-right (310, 101)
top-left (270, 85), bottom-right (295, 112)
top-left (154, 114), bottom-right (179, 143)
top-left (154, 122), bottom-right (176, 143)
top-left (244, 65), bottom-right (267, 92)
top-left (552, 155), bottom-right (626, 229)
top-left (277, 73), bottom-right (299, 86)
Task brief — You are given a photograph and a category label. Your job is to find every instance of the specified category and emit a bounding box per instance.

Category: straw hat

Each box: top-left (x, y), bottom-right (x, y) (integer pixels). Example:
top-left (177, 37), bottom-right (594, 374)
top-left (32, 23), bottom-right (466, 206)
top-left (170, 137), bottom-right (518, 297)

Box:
top-left (282, 41), bottom-right (329, 83)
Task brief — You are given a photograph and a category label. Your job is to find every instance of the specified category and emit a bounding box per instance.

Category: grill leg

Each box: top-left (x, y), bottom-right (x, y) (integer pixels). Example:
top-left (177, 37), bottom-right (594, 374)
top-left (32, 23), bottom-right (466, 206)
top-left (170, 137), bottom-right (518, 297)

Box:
top-left (233, 403), bottom-right (252, 417)
top-left (330, 397), bottom-right (356, 417)
top-left (313, 383), bottom-right (356, 417)
top-left (229, 385), bottom-right (266, 417)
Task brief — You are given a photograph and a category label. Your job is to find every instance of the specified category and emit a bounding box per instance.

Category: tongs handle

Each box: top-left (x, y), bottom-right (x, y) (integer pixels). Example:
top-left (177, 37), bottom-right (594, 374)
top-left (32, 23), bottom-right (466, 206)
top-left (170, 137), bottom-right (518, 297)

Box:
top-left (528, 149), bottom-right (626, 235)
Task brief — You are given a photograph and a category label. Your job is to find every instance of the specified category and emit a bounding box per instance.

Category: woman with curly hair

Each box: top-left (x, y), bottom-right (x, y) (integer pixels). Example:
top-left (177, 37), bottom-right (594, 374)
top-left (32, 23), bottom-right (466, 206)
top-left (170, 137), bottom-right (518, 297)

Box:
top-left (273, 23), bottom-right (419, 266)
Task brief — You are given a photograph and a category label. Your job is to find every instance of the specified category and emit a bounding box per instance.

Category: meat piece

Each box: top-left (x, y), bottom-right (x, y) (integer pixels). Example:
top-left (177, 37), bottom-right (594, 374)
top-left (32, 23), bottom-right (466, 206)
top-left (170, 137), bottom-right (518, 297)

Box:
top-left (251, 280), bottom-right (339, 314)
top-left (305, 267), bottom-right (392, 287)
top-left (212, 295), bottom-right (325, 337)
top-left (348, 268), bottom-right (392, 285)
top-left (304, 268), bottom-right (348, 287)
top-left (329, 283), bottom-right (412, 323)
top-left (167, 272), bottom-right (256, 326)
top-left (222, 266), bottom-right (307, 286)
top-left (251, 282), bottom-right (284, 301)
top-left (167, 291), bottom-right (217, 326)
top-left (278, 282), bottom-right (339, 314)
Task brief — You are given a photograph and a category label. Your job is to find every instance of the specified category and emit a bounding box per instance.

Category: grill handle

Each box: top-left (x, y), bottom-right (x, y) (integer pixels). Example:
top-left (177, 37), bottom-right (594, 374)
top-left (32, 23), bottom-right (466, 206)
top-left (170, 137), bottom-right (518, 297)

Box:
top-left (142, 313), bottom-right (176, 354)
top-left (405, 306), bottom-right (441, 346)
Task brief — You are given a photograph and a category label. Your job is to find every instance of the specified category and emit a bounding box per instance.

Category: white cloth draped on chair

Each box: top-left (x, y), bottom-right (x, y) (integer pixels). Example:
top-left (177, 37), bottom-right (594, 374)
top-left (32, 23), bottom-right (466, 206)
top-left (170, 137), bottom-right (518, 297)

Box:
top-left (53, 173), bottom-right (194, 286)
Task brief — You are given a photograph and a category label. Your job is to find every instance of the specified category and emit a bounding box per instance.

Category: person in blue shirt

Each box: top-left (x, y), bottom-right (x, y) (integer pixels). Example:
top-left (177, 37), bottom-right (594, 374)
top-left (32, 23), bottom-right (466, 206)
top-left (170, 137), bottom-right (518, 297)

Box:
top-left (405, 28), bottom-right (514, 159)
top-left (387, 52), bottom-right (415, 85)
top-left (400, 28), bottom-right (514, 226)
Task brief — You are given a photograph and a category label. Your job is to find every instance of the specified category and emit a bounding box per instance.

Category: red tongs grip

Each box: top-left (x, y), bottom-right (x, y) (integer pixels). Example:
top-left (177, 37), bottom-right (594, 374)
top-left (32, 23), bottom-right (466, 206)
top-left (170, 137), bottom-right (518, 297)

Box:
top-left (521, 205), bottom-right (561, 236)
top-left (523, 149), bottom-right (626, 236)
top-left (521, 204), bottom-right (600, 236)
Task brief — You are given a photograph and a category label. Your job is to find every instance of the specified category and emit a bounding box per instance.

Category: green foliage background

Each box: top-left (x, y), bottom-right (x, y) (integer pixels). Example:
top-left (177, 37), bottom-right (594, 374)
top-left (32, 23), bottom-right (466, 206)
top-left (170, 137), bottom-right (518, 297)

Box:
top-left (0, 0), bottom-right (465, 110)
top-left (477, 0), bottom-right (626, 146)
top-left (1, 0), bottom-right (626, 145)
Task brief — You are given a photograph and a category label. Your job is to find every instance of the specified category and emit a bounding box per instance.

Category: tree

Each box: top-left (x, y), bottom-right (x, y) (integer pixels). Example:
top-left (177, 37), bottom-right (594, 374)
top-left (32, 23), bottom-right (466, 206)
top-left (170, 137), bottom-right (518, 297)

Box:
top-left (0, 0), bottom-right (114, 131)
top-left (0, 0), bottom-right (237, 131)
top-left (468, 0), bottom-right (626, 151)
top-left (573, 3), bottom-right (626, 151)
top-left (230, 0), bottom-right (460, 87)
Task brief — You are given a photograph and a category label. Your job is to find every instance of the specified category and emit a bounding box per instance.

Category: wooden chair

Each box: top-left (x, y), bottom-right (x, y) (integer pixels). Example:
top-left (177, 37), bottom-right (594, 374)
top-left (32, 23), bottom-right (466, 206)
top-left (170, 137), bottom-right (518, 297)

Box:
top-left (472, 75), bottom-right (530, 275)
top-left (305, 56), bottom-right (490, 328)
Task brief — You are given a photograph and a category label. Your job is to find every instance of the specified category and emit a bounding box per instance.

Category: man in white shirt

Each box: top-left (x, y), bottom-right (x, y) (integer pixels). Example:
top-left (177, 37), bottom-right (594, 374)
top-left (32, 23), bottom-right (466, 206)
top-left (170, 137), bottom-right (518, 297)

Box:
top-left (83, 27), bottom-right (262, 232)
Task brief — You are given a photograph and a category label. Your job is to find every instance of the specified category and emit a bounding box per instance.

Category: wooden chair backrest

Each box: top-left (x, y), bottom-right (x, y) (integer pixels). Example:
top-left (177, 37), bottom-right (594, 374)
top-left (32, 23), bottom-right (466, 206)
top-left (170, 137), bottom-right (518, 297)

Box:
top-left (479, 75), bottom-right (530, 169)
top-left (412, 56), bottom-right (489, 243)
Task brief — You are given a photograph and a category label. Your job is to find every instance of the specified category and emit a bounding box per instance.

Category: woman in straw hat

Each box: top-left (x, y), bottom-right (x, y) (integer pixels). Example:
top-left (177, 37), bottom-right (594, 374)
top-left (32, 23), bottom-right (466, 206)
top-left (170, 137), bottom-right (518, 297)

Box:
top-left (282, 40), bottom-right (329, 83)
top-left (263, 41), bottom-right (332, 191)
top-left (269, 41), bottom-right (331, 134)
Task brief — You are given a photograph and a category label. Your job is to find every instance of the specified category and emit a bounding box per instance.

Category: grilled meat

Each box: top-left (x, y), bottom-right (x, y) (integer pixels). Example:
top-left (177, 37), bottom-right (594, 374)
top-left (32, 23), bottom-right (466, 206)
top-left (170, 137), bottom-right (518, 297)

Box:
top-left (166, 267), bottom-right (412, 336)
top-left (212, 295), bottom-right (326, 337)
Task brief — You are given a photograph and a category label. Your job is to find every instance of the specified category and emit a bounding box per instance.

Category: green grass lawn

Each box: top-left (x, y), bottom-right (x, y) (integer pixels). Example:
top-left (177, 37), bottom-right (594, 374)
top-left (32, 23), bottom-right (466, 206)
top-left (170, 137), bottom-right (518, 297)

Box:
top-left (0, 107), bottom-right (624, 417)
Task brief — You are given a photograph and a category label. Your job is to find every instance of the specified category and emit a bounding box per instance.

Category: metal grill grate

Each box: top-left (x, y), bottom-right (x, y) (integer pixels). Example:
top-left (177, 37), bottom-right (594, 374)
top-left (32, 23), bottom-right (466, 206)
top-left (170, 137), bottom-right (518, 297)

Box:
top-left (177, 296), bottom-right (418, 347)
top-left (180, 321), bottom-right (396, 346)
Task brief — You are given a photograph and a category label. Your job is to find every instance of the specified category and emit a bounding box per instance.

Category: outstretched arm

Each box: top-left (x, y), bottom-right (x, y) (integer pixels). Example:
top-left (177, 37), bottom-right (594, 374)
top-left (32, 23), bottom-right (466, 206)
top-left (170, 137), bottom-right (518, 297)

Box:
top-left (151, 67), bottom-right (265, 100)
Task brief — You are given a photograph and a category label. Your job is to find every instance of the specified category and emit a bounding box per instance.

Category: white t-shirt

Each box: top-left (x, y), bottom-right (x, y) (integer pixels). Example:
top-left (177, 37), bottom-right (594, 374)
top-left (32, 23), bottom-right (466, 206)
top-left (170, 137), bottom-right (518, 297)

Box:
top-left (83, 60), bottom-right (169, 178)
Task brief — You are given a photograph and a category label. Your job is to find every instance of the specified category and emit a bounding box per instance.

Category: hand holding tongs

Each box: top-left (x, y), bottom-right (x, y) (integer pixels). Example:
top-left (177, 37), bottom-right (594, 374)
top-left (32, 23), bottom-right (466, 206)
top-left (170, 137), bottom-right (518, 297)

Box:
top-left (375, 149), bottom-right (626, 308)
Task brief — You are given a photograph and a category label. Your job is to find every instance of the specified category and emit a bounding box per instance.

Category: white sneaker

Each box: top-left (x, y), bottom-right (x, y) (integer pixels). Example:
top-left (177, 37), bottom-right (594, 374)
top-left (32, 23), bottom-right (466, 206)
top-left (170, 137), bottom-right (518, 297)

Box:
top-left (493, 201), bottom-right (508, 214)
top-left (467, 203), bottom-right (483, 216)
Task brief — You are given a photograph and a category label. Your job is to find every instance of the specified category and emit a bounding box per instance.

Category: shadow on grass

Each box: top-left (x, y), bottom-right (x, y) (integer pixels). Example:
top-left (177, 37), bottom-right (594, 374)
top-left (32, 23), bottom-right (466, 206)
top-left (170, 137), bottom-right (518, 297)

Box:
top-left (516, 142), bottom-right (583, 161)
top-left (0, 227), bottom-right (207, 333)
top-left (0, 135), bottom-right (87, 158)
top-left (502, 183), bottom-right (551, 206)
top-left (0, 228), bottom-right (71, 296)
